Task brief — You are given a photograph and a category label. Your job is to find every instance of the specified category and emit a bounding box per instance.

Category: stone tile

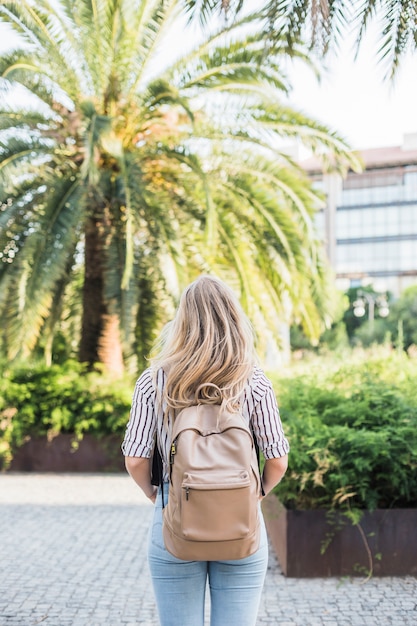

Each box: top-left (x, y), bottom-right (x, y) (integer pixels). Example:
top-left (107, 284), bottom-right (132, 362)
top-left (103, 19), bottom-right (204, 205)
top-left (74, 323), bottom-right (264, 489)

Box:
top-left (1, 474), bottom-right (417, 625)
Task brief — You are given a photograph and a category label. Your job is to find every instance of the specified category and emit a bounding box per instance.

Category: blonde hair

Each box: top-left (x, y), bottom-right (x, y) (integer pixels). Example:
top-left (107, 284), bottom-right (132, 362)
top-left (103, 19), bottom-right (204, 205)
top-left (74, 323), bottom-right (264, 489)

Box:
top-left (151, 275), bottom-right (256, 413)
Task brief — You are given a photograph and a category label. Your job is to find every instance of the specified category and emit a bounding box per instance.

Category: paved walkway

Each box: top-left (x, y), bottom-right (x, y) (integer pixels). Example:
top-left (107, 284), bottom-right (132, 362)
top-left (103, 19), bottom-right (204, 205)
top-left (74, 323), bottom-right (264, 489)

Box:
top-left (0, 474), bottom-right (416, 626)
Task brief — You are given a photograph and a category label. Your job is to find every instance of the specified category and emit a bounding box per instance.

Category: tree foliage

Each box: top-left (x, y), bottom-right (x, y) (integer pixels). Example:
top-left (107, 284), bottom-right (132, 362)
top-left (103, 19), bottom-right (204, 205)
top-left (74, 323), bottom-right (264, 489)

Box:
top-left (0, 0), bottom-right (359, 372)
top-left (387, 285), bottom-right (417, 351)
top-left (187, 0), bottom-right (417, 76)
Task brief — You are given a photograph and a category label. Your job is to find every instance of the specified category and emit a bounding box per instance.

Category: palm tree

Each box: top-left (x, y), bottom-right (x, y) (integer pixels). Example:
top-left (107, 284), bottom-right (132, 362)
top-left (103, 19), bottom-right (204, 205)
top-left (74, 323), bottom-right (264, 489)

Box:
top-left (0, 0), bottom-right (359, 374)
top-left (189, 0), bottom-right (417, 76)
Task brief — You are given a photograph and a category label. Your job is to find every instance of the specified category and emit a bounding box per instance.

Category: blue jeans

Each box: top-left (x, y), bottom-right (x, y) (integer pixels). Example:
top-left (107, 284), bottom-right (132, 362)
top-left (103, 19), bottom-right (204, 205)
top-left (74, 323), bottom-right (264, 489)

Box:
top-left (147, 484), bottom-right (268, 626)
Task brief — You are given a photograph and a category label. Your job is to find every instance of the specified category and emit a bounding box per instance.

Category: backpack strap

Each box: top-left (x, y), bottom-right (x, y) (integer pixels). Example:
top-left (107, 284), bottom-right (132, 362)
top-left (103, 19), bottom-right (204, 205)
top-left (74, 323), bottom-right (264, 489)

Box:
top-left (150, 366), bottom-right (167, 494)
top-left (151, 442), bottom-right (167, 508)
top-left (251, 423), bottom-right (265, 497)
top-left (151, 441), bottom-right (163, 487)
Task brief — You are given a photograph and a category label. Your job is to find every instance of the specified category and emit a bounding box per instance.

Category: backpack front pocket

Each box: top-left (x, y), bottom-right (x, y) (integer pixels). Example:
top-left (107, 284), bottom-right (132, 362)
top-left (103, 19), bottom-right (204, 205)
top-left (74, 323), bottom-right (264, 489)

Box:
top-left (180, 471), bottom-right (254, 542)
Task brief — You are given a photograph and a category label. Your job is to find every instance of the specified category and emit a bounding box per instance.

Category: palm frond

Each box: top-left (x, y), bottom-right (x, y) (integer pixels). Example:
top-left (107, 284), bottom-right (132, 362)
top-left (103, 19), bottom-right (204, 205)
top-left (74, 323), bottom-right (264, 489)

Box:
top-left (365, 0), bottom-right (417, 77)
top-left (182, 0), bottom-right (245, 28)
top-left (0, 2), bottom-right (85, 97)
top-left (0, 0), bottom-right (359, 368)
top-left (0, 108), bottom-right (54, 131)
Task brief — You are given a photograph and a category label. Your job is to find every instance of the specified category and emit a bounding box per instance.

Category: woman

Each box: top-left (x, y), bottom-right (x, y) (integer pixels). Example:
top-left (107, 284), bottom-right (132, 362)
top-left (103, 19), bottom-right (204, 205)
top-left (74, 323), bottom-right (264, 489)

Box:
top-left (122, 275), bottom-right (289, 626)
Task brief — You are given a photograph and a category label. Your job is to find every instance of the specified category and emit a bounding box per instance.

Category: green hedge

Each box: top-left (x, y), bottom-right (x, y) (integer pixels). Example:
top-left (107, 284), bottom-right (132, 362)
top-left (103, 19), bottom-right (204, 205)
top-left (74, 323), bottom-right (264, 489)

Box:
top-left (270, 350), bottom-right (417, 510)
top-left (2, 351), bottom-right (417, 512)
top-left (0, 360), bottom-right (133, 468)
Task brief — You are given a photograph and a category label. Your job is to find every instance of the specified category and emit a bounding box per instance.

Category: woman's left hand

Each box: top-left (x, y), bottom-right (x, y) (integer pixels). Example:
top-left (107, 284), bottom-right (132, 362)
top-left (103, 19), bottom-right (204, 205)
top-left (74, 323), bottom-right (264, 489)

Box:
top-left (148, 486), bottom-right (158, 504)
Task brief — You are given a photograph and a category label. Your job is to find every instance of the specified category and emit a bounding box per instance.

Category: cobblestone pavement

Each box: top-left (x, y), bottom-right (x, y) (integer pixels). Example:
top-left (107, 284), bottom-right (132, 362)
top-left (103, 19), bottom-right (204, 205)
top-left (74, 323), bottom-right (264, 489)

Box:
top-left (1, 474), bottom-right (416, 626)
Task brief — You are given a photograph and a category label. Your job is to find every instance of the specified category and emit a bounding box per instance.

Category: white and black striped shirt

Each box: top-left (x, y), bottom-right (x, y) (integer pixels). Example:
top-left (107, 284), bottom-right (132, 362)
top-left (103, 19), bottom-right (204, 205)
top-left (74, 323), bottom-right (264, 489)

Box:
top-left (122, 366), bottom-right (290, 481)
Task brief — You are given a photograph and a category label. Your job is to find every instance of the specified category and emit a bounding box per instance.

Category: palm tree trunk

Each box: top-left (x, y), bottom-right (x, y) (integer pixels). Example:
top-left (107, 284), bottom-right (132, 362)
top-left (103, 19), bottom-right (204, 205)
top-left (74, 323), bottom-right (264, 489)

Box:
top-left (79, 204), bottom-right (124, 375)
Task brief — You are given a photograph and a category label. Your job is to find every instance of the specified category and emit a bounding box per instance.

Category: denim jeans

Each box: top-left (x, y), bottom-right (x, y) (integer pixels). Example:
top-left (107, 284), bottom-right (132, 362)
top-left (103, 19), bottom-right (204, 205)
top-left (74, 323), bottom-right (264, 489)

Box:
top-left (147, 484), bottom-right (268, 626)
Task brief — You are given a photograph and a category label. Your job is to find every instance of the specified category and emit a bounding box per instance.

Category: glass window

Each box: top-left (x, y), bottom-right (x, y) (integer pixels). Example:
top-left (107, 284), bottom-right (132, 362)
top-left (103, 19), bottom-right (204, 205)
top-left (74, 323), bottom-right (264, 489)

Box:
top-left (342, 211), bottom-right (356, 238)
top-left (335, 205), bottom-right (417, 240)
top-left (340, 183), bottom-right (406, 206)
top-left (336, 210), bottom-right (350, 238)
top-left (336, 244), bottom-right (358, 273)
top-left (399, 240), bottom-right (417, 271)
top-left (399, 205), bottom-right (417, 233)
top-left (404, 172), bottom-right (417, 201)
top-left (335, 238), bottom-right (417, 274)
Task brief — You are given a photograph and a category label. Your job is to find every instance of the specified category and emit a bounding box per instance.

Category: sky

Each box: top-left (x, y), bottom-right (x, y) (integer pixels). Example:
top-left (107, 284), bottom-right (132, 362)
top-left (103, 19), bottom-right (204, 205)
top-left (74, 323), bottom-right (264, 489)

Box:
top-left (286, 27), bottom-right (417, 152)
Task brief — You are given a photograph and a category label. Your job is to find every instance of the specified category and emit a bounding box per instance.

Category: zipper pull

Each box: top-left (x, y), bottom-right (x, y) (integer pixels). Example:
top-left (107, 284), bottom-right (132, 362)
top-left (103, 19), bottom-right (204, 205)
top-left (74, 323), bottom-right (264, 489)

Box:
top-left (170, 441), bottom-right (176, 465)
top-left (185, 487), bottom-right (190, 501)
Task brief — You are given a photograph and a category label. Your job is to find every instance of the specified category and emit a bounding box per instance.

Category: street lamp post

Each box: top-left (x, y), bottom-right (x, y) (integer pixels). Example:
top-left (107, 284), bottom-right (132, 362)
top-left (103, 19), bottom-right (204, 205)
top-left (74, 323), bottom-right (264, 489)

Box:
top-left (353, 291), bottom-right (389, 330)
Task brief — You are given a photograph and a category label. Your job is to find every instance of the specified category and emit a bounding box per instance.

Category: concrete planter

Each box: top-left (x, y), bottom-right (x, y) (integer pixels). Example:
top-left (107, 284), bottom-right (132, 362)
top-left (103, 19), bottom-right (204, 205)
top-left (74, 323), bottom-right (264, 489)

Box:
top-left (8, 434), bottom-right (125, 472)
top-left (262, 494), bottom-right (417, 577)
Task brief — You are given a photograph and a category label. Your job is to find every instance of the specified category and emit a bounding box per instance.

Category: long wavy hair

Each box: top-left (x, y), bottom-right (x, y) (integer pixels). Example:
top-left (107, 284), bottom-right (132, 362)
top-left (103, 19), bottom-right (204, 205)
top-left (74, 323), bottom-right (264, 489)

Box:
top-left (151, 275), bottom-right (256, 414)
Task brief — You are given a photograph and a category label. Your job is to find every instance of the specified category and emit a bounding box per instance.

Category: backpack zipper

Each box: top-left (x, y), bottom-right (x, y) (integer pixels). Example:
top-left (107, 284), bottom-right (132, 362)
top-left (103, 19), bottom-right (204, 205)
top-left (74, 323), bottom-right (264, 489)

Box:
top-left (169, 440), bottom-right (177, 483)
top-left (170, 441), bottom-right (177, 465)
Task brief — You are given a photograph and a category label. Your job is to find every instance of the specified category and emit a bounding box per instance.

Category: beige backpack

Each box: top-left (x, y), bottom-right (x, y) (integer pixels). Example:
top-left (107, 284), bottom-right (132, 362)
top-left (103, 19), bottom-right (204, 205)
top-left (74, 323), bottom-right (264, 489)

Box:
top-left (162, 403), bottom-right (262, 561)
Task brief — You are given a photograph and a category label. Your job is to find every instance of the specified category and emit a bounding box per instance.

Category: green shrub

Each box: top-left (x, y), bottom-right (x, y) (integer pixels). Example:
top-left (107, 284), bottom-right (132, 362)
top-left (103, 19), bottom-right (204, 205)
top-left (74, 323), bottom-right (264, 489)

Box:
top-left (2, 350), bottom-right (417, 512)
top-left (270, 350), bottom-right (417, 510)
top-left (0, 360), bottom-right (134, 468)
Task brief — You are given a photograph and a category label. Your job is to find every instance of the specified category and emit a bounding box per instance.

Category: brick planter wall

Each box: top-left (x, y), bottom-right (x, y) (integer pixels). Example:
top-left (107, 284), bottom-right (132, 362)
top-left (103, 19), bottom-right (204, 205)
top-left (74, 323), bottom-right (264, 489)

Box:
top-left (262, 494), bottom-right (417, 577)
top-left (8, 434), bottom-right (125, 472)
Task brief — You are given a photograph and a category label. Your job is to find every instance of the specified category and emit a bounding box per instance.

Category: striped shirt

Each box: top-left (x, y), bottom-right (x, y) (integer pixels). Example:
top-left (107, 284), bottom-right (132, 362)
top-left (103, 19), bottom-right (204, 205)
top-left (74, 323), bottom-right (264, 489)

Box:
top-left (122, 366), bottom-right (290, 481)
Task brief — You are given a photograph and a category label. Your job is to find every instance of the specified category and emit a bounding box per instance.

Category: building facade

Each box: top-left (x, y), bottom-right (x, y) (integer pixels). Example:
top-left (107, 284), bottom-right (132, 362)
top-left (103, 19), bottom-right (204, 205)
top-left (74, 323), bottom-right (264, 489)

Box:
top-left (303, 134), bottom-right (417, 296)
